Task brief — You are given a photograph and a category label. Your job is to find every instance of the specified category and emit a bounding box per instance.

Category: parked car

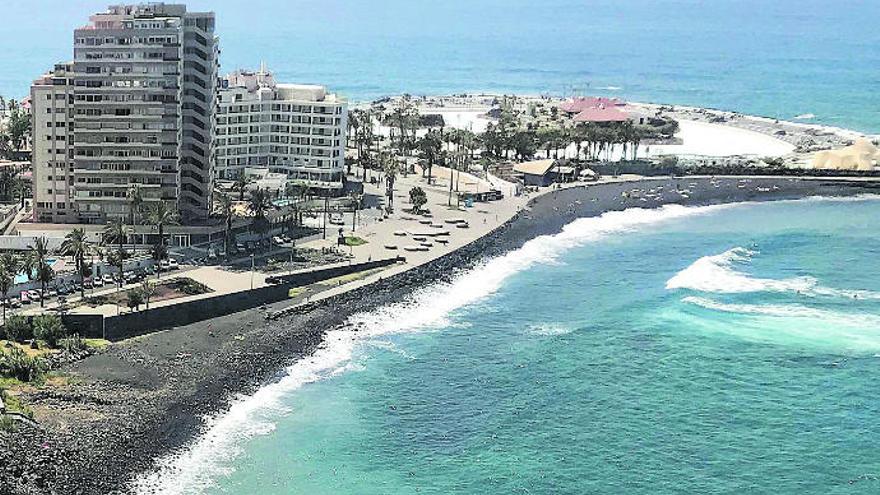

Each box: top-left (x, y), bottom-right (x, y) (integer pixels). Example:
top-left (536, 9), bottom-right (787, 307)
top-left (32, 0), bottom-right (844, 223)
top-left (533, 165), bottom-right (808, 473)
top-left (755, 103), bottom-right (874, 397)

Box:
top-left (18, 292), bottom-right (29, 305)
top-left (8, 298), bottom-right (21, 308)
top-left (28, 290), bottom-right (41, 301)
top-left (102, 274), bottom-right (115, 284)
top-left (47, 289), bottom-right (58, 299)
top-left (159, 260), bottom-right (171, 271)
top-left (168, 259), bottom-right (179, 270)
top-left (329, 213), bottom-right (345, 225)
top-left (93, 277), bottom-right (104, 287)
top-left (83, 279), bottom-right (94, 289)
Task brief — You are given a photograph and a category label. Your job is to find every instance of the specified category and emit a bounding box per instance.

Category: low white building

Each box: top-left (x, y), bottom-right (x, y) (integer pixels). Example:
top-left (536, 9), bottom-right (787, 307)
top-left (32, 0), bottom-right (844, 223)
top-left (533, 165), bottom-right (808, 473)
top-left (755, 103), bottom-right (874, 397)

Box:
top-left (215, 66), bottom-right (347, 192)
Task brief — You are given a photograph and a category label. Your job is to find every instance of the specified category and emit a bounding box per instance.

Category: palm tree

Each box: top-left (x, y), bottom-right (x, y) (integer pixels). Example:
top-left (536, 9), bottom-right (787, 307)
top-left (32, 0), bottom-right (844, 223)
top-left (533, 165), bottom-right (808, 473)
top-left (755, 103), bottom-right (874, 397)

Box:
top-left (418, 130), bottom-right (442, 185)
top-left (218, 193), bottom-right (236, 260)
top-left (248, 188), bottom-right (271, 250)
top-left (19, 251), bottom-right (35, 286)
top-left (59, 227), bottom-right (92, 299)
top-left (127, 185), bottom-right (144, 225)
top-left (29, 237), bottom-right (53, 307)
top-left (233, 174), bottom-right (252, 202)
top-left (145, 202), bottom-right (178, 279)
top-left (0, 254), bottom-right (17, 324)
top-left (103, 219), bottom-right (128, 289)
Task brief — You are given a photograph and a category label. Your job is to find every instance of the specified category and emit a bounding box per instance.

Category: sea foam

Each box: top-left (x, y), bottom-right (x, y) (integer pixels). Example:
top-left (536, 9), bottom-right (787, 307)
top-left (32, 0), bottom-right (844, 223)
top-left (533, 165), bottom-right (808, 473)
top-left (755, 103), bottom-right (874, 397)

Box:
top-left (667, 246), bottom-right (880, 299)
top-left (132, 203), bottom-right (729, 495)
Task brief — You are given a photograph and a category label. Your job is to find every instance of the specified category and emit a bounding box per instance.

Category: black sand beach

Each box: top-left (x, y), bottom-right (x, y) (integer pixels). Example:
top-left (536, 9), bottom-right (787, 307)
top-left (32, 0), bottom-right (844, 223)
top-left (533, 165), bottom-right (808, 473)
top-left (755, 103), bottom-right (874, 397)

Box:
top-left (2, 176), bottom-right (878, 494)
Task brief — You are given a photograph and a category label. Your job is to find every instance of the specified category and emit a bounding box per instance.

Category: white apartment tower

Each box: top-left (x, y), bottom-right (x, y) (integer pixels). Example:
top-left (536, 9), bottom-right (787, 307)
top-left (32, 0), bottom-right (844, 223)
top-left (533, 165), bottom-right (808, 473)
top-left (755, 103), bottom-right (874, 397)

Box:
top-left (215, 67), bottom-right (347, 192)
top-left (31, 63), bottom-right (76, 223)
top-left (32, 3), bottom-right (218, 224)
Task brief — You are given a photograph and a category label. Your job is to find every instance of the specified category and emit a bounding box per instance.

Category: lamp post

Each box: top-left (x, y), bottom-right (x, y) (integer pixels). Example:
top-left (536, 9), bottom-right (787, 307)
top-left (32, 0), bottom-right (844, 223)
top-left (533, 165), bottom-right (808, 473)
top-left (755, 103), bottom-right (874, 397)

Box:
top-left (250, 253), bottom-right (255, 290)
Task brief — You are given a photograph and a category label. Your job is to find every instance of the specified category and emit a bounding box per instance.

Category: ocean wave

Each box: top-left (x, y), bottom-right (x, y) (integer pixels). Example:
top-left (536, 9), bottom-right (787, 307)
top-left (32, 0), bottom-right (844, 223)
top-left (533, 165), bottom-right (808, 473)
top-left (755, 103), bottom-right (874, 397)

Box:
top-left (666, 247), bottom-right (880, 299)
top-left (527, 323), bottom-right (574, 336)
top-left (794, 113), bottom-right (816, 120)
top-left (597, 85), bottom-right (623, 91)
top-left (666, 247), bottom-right (816, 294)
top-left (132, 203), bottom-right (732, 494)
top-left (682, 296), bottom-right (880, 328)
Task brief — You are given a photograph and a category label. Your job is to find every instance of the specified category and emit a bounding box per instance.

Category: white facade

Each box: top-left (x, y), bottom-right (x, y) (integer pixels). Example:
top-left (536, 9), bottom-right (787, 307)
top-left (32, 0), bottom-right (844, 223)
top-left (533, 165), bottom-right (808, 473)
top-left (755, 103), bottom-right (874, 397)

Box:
top-left (215, 68), bottom-right (347, 191)
top-left (30, 3), bottom-right (219, 225)
top-left (31, 63), bottom-right (76, 223)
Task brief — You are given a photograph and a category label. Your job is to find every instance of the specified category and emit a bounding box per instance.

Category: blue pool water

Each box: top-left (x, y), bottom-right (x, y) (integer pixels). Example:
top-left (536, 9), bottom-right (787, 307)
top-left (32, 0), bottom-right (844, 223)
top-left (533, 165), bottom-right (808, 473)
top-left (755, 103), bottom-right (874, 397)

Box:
top-left (3, 0), bottom-right (880, 132)
top-left (136, 196), bottom-right (880, 494)
top-left (14, 258), bottom-right (57, 285)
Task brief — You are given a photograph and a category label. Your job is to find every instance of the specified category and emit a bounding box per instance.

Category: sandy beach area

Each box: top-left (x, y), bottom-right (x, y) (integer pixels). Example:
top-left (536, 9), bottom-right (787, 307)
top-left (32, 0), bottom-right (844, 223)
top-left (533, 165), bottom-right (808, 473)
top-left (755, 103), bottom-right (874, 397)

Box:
top-left (2, 174), bottom-right (879, 494)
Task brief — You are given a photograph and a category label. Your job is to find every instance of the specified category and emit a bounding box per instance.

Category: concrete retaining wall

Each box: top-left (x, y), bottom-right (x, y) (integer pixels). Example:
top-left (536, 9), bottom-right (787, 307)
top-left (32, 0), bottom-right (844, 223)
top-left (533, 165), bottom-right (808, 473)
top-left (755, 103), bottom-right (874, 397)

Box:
top-left (67, 257), bottom-right (404, 341)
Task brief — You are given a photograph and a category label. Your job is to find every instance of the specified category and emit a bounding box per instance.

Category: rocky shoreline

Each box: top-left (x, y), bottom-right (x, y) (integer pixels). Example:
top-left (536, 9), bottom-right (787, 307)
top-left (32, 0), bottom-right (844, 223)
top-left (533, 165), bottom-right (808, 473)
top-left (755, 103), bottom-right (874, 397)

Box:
top-left (2, 176), bottom-right (879, 494)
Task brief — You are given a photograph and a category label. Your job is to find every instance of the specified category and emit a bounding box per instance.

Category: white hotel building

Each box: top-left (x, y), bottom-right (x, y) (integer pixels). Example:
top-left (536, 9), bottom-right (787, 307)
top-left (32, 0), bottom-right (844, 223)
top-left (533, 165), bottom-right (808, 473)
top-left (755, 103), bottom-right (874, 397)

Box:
top-left (215, 67), bottom-right (347, 192)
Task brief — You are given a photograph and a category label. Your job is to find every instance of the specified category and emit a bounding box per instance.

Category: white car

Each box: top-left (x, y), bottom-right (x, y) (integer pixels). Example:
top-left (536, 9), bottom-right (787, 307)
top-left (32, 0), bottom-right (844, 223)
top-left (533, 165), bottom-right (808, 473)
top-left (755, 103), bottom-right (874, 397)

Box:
top-left (168, 259), bottom-right (180, 270)
top-left (329, 213), bottom-right (345, 225)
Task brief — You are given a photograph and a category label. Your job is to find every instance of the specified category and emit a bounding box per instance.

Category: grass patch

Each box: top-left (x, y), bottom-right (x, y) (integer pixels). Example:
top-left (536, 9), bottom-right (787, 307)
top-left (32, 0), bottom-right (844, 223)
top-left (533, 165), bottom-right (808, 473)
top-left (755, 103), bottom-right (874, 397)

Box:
top-left (2, 390), bottom-right (33, 419)
top-left (343, 236), bottom-right (368, 247)
top-left (287, 287), bottom-right (308, 298)
top-left (83, 338), bottom-right (110, 350)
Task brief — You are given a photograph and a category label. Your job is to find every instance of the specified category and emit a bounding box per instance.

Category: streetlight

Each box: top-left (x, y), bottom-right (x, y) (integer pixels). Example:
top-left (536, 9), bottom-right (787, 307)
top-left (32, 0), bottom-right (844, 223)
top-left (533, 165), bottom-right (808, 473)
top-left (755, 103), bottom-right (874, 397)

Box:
top-left (250, 253), bottom-right (255, 290)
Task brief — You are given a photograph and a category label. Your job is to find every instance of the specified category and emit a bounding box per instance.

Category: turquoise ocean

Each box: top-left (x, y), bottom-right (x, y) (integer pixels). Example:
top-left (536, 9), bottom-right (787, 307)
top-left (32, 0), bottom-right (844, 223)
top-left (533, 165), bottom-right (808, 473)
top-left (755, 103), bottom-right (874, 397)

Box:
top-left (5, 2), bottom-right (880, 493)
top-left (3, 0), bottom-right (880, 132)
top-left (135, 196), bottom-right (880, 494)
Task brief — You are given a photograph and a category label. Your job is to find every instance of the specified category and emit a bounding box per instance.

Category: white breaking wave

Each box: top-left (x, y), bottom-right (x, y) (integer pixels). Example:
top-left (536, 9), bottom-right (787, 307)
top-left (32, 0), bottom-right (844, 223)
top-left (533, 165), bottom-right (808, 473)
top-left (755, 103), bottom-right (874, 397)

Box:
top-left (527, 323), bottom-right (575, 336)
top-left (132, 203), bottom-right (730, 495)
top-left (666, 247), bottom-right (816, 294)
top-left (597, 85), bottom-right (623, 91)
top-left (794, 113), bottom-right (816, 120)
top-left (682, 296), bottom-right (880, 329)
top-left (666, 247), bottom-right (880, 300)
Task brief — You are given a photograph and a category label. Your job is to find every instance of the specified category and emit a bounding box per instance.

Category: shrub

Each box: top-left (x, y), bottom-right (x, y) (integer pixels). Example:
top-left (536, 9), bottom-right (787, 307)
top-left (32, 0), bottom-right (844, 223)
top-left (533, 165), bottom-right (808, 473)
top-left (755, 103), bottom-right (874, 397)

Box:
top-left (0, 347), bottom-right (44, 382)
top-left (33, 314), bottom-right (67, 348)
top-left (0, 414), bottom-right (15, 432)
top-left (3, 315), bottom-right (32, 343)
top-left (127, 288), bottom-right (144, 311)
top-left (409, 187), bottom-right (427, 213)
top-left (59, 333), bottom-right (87, 354)
top-left (168, 278), bottom-right (211, 296)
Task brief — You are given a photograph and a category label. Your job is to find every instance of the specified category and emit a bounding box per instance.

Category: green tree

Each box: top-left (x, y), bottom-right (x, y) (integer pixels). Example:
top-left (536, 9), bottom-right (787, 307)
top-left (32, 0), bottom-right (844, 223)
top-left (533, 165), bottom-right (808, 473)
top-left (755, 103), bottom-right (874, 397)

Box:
top-left (145, 201), bottom-right (178, 278)
top-left (248, 188), bottom-right (272, 251)
top-left (30, 237), bottom-right (53, 307)
top-left (409, 186), bottom-right (427, 213)
top-left (233, 174), bottom-right (252, 202)
top-left (59, 228), bottom-right (93, 299)
top-left (0, 254), bottom-right (16, 324)
top-left (127, 288), bottom-right (144, 312)
top-left (418, 130), bottom-right (442, 184)
top-left (218, 193), bottom-right (236, 260)
top-left (127, 185), bottom-right (144, 225)
top-left (33, 314), bottom-right (66, 348)
top-left (103, 219), bottom-right (128, 289)
top-left (141, 279), bottom-right (156, 310)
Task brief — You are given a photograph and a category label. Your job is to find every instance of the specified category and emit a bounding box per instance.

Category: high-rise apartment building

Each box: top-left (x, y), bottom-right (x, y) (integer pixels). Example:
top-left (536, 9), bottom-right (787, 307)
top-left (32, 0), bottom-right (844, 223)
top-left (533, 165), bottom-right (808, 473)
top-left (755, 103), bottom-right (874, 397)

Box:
top-left (31, 63), bottom-right (76, 223)
top-left (32, 3), bottom-right (218, 224)
top-left (215, 67), bottom-right (347, 192)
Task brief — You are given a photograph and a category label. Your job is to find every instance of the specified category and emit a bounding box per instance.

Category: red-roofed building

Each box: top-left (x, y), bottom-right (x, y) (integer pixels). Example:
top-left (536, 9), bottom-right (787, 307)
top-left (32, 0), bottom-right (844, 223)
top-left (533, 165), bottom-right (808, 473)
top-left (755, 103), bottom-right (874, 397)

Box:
top-left (559, 96), bottom-right (626, 114)
top-left (573, 104), bottom-right (629, 123)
